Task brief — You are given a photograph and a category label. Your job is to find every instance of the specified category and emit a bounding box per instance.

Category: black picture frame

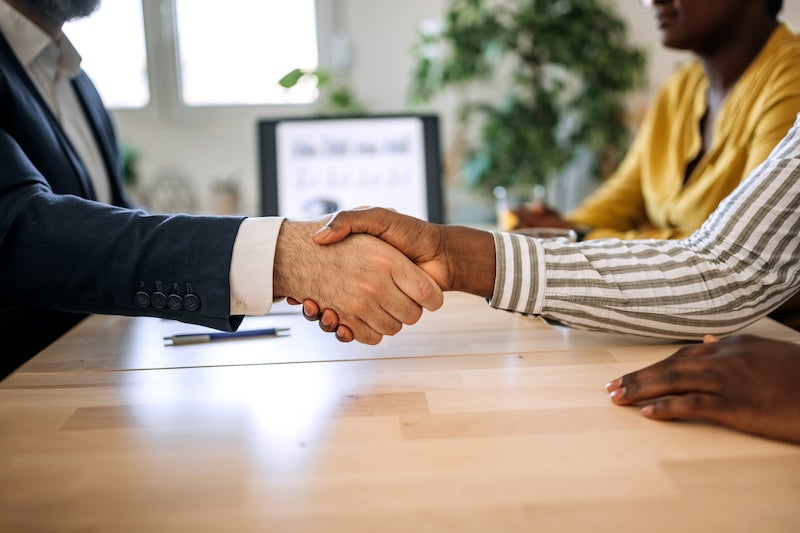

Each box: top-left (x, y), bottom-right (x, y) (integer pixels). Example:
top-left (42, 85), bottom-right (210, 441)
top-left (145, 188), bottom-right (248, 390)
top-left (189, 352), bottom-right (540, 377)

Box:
top-left (257, 113), bottom-right (444, 223)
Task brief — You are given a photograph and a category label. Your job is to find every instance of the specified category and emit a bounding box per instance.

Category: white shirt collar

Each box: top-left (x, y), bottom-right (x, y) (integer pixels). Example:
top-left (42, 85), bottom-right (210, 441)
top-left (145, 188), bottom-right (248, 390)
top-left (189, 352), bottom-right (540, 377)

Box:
top-left (0, 0), bottom-right (81, 78)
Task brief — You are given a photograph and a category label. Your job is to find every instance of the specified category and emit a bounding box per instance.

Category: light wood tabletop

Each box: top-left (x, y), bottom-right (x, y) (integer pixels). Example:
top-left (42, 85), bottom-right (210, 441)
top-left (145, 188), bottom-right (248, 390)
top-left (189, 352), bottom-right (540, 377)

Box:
top-left (2, 292), bottom-right (799, 532)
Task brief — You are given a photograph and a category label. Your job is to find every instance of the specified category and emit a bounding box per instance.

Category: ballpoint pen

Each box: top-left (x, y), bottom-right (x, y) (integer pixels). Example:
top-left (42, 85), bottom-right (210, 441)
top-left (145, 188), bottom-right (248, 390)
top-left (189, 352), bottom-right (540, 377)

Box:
top-left (163, 327), bottom-right (290, 346)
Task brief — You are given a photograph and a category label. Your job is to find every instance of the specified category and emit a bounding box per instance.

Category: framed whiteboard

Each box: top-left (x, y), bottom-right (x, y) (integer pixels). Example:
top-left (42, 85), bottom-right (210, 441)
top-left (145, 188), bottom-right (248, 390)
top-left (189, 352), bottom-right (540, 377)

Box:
top-left (258, 114), bottom-right (444, 223)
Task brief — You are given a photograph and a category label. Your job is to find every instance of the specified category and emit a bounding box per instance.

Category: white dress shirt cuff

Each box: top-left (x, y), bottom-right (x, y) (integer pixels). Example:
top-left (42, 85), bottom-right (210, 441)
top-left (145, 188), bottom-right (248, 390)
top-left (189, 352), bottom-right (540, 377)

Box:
top-left (229, 217), bottom-right (284, 316)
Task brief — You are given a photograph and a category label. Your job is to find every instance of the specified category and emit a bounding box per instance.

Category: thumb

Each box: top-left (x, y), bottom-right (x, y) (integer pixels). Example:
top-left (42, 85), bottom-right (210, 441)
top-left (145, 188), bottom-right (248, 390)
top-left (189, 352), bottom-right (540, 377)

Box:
top-left (312, 208), bottom-right (393, 245)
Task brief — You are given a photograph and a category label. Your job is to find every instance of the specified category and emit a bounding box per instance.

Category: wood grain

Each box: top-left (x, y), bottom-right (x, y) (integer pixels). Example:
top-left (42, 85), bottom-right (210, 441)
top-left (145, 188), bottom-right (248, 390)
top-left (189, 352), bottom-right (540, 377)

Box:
top-left (2, 292), bottom-right (799, 532)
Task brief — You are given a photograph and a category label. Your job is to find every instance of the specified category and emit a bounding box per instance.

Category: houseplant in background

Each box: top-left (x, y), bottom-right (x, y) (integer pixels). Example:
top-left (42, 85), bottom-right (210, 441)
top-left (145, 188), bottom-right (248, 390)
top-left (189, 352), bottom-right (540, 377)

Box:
top-left (410, 0), bottom-right (646, 218)
top-left (279, 68), bottom-right (365, 115)
top-left (121, 143), bottom-right (143, 206)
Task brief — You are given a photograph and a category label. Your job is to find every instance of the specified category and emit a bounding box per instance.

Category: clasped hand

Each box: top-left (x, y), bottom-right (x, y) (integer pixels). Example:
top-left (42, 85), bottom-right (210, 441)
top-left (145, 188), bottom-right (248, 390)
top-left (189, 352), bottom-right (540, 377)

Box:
top-left (274, 217), bottom-right (444, 345)
top-left (290, 207), bottom-right (495, 342)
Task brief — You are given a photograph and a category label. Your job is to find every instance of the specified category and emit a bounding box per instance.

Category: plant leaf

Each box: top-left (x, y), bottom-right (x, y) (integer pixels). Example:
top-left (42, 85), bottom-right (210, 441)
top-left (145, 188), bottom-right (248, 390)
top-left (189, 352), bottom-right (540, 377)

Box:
top-left (278, 68), bottom-right (306, 88)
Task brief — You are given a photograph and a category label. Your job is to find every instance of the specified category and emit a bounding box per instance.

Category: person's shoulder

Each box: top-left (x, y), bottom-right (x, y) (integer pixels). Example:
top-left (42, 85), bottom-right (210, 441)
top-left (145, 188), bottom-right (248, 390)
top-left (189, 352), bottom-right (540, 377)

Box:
top-left (652, 60), bottom-right (704, 104)
top-left (773, 23), bottom-right (800, 46)
top-left (745, 25), bottom-right (800, 96)
top-left (759, 24), bottom-right (800, 67)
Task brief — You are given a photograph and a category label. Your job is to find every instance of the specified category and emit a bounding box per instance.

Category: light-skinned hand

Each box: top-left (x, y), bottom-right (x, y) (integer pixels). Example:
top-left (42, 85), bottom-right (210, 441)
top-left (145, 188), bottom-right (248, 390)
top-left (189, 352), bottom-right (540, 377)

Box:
top-left (274, 219), bottom-right (443, 344)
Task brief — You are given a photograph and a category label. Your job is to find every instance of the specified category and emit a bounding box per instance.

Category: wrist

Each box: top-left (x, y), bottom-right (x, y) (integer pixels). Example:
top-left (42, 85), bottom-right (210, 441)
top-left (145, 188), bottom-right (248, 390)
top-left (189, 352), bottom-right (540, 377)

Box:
top-left (442, 226), bottom-right (496, 298)
top-left (273, 220), bottom-right (313, 298)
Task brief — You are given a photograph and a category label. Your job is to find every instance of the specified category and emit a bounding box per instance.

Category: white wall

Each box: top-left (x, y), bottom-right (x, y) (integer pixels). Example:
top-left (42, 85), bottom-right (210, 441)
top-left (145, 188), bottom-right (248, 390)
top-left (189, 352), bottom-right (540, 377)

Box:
top-left (113, 1), bottom-right (800, 220)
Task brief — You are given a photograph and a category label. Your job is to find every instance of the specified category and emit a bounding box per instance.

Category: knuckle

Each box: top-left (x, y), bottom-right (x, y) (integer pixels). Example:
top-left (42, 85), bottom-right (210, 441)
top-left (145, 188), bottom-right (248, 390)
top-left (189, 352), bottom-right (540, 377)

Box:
top-left (665, 370), bottom-right (683, 385)
top-left (351, 299), bottom-right (371, 316)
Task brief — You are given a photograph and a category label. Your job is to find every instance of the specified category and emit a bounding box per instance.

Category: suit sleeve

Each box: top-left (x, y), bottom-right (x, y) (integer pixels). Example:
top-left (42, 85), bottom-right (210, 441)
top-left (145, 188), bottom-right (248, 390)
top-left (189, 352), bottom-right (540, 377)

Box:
top-left (0, 128), bottom-right (246, 331)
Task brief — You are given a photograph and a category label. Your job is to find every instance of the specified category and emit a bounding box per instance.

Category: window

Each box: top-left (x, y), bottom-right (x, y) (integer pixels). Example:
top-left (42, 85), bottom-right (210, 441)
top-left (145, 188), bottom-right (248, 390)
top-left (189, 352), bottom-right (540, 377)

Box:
top-left (63, 0), bottom-right (149, 109)
top-left (64, 1), bottom-right (321, 110)
top-left (174, 0), bottom-right (319, 106)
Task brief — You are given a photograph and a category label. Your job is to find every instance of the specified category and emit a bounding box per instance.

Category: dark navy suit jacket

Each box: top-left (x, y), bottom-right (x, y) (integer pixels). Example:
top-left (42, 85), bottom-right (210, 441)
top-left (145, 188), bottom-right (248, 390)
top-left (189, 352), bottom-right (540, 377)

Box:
top-left (0, 33), bottom-right (245, 378)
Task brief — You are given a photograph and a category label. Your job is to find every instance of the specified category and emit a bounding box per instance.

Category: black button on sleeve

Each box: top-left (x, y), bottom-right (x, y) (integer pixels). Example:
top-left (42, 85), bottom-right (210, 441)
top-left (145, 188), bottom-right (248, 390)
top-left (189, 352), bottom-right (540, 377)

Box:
top-left (151, 281), bottom-right (167, 309)
top-left (167, 283), bottom-right (183, 311)
top-left (134, 282), bottom-right (150, 308)
top-left (183, 283), bottom-right (200, 312)
top-left (167, 294), bottom-right (183, 311)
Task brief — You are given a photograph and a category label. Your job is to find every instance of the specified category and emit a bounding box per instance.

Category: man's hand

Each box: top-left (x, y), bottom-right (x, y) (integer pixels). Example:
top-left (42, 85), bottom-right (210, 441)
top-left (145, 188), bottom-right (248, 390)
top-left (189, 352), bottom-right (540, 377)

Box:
top-left (313, 208), bottom-right (451, 289)
top-left (606, 334), bottom-right (800, 444)
top-left (510, 203), bottom-right (575, 230)
top-left (313, 207), bottom-right (496, 295)
top-left (274, 219), bottom-right (443, 344)
top-left (295, 208), bottom-right (497, 342)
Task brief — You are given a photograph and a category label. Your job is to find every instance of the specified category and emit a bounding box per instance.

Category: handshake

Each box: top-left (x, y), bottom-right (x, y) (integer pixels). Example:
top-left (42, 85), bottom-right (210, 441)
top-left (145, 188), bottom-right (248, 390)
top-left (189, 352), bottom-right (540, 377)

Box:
top-left (273, 208), bottom-right (497, 344)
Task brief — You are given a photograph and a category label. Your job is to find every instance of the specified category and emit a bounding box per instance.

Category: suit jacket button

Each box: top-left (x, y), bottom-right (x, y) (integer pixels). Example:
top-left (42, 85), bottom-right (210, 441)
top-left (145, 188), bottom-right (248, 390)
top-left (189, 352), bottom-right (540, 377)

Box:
top-left (134, 282), bottom-right (150, 308)
top-left (184, 293), bottom-right (200, 312)
top-left (152, 281), bottom-right (167, 309)
top-left (134, 291), bottom-right (150, 308)
top-left (167, 293), bottom-right (183, 311)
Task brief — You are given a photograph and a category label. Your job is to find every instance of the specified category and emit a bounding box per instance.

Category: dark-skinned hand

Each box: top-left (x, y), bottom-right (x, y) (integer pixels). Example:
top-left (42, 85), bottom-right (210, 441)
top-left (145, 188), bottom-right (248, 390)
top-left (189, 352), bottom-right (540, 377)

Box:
top-left (509, 203), bottom-right (576, 230)
top-left (607, 334), bottom-right (800, 444)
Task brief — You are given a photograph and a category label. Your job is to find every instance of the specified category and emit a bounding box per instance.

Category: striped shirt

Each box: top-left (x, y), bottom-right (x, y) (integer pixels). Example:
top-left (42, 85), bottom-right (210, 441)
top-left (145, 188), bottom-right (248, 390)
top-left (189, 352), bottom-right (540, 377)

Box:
top-left (489, 114), bottom-right (800, 339)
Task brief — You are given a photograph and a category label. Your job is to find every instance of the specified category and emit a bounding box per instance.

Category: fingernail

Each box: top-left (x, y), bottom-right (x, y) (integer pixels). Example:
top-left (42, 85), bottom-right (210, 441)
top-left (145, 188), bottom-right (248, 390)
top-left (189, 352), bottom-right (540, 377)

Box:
top-left (609, 388), bottom-right (625, 401)
top-left (321, 315), bottom-right (332, 327)
top-left (314, 226), bottom-right (332, 237)
top-left (302, 302), bottom-right (313, 317)
top-left (605, 378), bottom-right (622, 392)
top-left (641, 405), bottom-right (654, 416)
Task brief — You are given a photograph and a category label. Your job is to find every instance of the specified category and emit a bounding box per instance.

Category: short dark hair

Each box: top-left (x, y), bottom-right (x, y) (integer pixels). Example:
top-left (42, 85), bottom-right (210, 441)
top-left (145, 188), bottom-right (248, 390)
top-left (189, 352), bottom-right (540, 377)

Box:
top-left (768, 0), bottom-right (783, 17)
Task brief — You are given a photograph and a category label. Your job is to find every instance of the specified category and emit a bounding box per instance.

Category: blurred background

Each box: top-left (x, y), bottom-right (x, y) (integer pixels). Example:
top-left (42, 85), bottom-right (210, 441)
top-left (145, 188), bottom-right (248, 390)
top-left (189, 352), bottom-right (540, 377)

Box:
top-left (65, 0), bottom-right (800, 223)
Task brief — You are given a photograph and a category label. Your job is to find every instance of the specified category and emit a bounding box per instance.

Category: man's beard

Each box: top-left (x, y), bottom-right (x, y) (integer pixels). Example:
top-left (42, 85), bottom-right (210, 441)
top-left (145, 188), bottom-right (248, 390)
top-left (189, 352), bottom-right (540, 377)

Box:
top-left (25, 0), bottom-right (101, 24)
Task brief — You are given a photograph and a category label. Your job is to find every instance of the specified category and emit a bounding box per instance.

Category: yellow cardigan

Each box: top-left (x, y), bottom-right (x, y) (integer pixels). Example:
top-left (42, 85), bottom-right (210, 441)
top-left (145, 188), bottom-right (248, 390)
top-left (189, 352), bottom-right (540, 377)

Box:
top-left (568, 23), bottom-right (800, 240)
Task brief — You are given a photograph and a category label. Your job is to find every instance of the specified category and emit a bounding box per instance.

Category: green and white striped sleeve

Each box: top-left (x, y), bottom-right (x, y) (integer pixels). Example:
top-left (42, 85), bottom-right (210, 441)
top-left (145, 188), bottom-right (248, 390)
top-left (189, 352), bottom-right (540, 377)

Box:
top-left (489, 116), bottom-right (800, 339)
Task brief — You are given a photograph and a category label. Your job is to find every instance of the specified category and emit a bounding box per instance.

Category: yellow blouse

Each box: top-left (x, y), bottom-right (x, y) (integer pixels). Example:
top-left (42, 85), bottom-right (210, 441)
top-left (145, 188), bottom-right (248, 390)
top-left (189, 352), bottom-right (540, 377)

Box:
top-left (568, 23), bottom-right (800, 240)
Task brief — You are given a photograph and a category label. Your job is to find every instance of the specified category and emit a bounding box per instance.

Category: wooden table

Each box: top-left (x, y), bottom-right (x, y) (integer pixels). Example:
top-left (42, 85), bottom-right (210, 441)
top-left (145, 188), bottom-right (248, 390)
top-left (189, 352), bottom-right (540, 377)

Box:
top-left (2, 293), bottom-right (799, 532)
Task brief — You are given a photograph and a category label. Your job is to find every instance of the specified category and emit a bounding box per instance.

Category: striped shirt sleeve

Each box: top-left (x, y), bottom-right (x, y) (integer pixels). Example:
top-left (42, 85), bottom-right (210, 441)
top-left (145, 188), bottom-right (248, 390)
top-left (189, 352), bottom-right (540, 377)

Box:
top-left (489, 115), bottom-right (800, 339)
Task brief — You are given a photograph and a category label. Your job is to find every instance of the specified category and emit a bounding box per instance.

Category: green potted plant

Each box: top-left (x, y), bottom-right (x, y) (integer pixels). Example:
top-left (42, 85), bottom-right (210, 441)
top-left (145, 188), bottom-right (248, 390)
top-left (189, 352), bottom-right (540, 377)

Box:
top-left (410, 0), bottom-right (646, 201)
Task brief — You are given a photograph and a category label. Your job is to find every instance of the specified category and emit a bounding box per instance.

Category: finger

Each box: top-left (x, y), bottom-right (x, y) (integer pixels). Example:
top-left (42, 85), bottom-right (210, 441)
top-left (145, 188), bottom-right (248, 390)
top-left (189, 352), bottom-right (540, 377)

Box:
top-left (286, 297), bottom-right (301, 305)
top-left (703, 334), bottom-right (720, 343)
top-left (640, 393), bottom-right (726, 422)
top-left (391, 262), bottom-right (444, 313)
top-left (332, 241), bottom-right (422, 335)
top-left (605, 378), bottom-right (623, 393)
top-left (313, 208), bottom-right (394, 245)
top-left (302, 300), bottom-right (322, 321)
top-left (318, 308), bottom-right (340, 333)
top-left (611, 366), bottom-right (722, 405)
top-left (360, 308), bottom-right (403, 337)
top-left (345, 317), bottom-right (384, 345)
top-left (336, 282), bottom-right (404, 337)
top-left (616, 342), bottom-right (716, 388)
top-left (335, 325), bottom-right (355, 343)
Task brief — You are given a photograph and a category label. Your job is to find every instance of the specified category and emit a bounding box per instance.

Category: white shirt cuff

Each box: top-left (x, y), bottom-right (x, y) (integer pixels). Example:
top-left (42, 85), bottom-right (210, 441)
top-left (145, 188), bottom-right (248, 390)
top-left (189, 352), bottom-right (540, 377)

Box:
top-left (229, 216), bottom-right (284, 315)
